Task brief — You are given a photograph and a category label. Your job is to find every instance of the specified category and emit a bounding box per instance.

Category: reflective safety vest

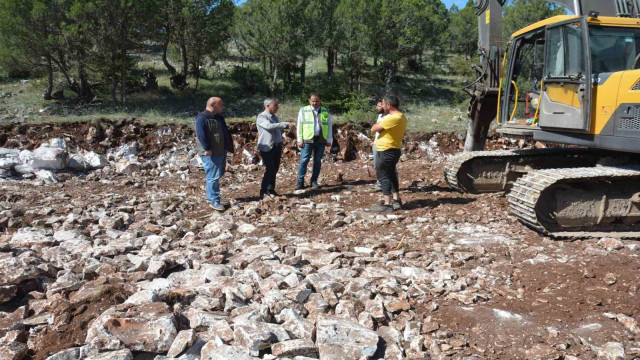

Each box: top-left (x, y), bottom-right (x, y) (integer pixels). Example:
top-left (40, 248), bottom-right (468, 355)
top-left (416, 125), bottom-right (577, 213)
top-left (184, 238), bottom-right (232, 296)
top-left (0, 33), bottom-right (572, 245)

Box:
top-left (300, 105), bottom-right (329, 141)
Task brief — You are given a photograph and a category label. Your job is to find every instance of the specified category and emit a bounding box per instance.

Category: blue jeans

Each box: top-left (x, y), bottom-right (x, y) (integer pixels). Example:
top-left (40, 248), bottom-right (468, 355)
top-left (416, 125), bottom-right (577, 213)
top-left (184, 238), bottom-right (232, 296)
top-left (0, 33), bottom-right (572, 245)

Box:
top-left (297, 141), bottom-right (325, 183)
top-left (201, 155), bottom-right (226, 205)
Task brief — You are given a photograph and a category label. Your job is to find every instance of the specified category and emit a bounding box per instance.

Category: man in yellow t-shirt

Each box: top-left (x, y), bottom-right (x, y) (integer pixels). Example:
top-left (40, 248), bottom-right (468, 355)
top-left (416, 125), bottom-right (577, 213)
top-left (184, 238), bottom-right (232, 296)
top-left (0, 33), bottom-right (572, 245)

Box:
top-left (370, 94), bottom-right (407, 212)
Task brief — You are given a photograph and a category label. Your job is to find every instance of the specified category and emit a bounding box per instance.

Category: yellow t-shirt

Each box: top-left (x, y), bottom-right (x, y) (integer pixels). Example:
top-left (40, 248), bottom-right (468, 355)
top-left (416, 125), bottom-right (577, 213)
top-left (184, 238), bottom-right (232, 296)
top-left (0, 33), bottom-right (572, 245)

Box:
top-left (376, 112), bottom-right (407, 151)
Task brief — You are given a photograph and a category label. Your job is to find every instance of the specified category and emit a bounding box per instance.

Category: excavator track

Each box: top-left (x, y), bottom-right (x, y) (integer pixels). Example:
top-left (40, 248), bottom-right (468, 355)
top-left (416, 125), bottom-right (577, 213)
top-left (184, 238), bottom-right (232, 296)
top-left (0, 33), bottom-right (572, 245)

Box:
top-left (444, 148), bottom-right (602, 194)
top-left (509, 166), bottom-right (640, 239)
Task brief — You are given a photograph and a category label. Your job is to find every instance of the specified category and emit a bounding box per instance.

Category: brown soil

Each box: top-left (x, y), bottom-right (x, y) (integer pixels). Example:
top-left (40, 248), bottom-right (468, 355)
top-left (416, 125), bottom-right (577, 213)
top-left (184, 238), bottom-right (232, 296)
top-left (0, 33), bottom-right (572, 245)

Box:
top-left (2, 120), bottom-right (638, 359)
top-left (27, 282), bottom-right (128, 360)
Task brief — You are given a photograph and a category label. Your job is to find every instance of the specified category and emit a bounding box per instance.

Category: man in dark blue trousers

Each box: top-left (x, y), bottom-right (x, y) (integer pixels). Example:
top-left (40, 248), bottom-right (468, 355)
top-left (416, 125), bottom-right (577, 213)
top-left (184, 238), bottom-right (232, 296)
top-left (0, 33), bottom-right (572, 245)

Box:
top-left (195, 97), bottom-right (234, 211)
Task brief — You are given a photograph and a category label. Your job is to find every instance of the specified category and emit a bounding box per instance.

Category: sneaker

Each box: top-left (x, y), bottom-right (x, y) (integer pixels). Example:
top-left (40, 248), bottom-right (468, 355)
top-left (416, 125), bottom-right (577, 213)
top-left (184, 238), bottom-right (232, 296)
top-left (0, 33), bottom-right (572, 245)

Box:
top-left (392, 200), bottom-right (403, 210)
top-left (311, 181), bottom-right (320, 190)
top-left (295, 181), bottom-right (305, 190)
top-left (209, 202), bottom-right (225, 212)
top-left (219, 199), bottom-right (230, 206)
top-left (371, 204), bottom-right (394, 212)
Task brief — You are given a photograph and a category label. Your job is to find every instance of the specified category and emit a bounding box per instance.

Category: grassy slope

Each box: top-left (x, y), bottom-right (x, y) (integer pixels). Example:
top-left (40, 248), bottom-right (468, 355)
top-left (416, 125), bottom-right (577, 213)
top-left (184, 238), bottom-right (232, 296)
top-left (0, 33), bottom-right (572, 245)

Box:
top-left (0, 53), bottom-right (469, 133)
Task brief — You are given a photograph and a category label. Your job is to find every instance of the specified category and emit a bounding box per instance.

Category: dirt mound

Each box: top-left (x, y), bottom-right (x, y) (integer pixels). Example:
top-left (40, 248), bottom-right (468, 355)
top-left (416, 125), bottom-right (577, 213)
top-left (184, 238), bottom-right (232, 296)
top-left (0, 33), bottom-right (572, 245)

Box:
top-left (0, 118), bottom-right (480, 159)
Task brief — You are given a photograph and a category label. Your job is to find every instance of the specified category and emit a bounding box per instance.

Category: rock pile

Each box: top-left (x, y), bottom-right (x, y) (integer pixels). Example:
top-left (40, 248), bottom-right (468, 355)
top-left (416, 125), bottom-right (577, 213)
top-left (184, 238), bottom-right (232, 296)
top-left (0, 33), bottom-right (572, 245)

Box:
top-left (0, 123), bottom-right (638, 359)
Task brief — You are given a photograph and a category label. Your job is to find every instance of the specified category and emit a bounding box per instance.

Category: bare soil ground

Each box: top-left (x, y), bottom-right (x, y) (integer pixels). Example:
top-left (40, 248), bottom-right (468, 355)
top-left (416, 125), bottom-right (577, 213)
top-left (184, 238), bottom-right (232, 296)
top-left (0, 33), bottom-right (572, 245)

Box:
top-left (1, 120), bottom-right (639, 359)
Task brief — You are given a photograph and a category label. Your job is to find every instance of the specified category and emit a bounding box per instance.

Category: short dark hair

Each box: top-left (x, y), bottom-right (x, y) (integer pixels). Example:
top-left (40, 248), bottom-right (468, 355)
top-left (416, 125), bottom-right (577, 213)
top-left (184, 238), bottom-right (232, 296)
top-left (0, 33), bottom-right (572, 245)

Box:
top-left (309, 92), bottom-right (321, 99)
top-left (383, 93), bottom-right (400, 108)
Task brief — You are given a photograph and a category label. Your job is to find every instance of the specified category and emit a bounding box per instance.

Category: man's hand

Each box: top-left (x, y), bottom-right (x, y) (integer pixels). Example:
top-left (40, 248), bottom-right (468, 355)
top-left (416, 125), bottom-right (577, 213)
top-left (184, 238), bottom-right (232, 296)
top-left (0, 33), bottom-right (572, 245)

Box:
top-left (297, 142), bottom-right (304, 148)
top-left (204, 150), bottom-right (213, 156)
top-left (284, 122), bottom-right (292, 127)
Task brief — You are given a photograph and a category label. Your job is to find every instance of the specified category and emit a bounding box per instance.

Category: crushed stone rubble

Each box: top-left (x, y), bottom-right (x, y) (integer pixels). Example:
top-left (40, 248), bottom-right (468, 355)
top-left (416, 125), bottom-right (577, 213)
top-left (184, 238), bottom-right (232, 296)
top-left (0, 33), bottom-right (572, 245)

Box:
top-left (0, 121), bottom-right (638, 359)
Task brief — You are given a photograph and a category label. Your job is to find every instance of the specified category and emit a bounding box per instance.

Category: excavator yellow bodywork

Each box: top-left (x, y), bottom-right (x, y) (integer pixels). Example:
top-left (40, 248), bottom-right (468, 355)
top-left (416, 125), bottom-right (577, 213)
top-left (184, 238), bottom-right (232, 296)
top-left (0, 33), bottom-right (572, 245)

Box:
top-left (445, 2), bottom-right (640, 238)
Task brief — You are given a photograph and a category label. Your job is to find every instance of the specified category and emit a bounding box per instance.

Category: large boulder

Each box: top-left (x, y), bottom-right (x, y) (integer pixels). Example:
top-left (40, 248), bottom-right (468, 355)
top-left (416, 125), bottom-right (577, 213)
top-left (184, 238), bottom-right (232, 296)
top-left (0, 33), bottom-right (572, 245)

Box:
top-left (67, 154), bottom-right (90, 171)
top-left (316, 315), bottom-right (379, 359)
top-left (86, 302), bottom-right (177, 353)
top-left (32, 146), bottom-right (68, 170)
top-left (85, 151), bottom-right (107, 169)
top-left (10, 228), bottom-right (55, 248)
top-left (0, 254), bottom-right (41, 286)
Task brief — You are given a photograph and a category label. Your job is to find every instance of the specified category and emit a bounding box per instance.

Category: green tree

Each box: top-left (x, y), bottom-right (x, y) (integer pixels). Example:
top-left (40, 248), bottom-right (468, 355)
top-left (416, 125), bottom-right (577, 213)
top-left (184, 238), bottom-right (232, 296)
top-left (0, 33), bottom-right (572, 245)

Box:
top-left (307, 0), bottom-right (341, 80)
top-left (335, 0), bottom-right (371, 91)
top-left (154, 0), bottom-right (234, 90)
top-left (0, 0), bottom-right (65, 99)
top-left (368, 0), bottom-right (448, 88)
top-left (503, 0), bottom-right (565, 40)
top-left (449, 0), bottom-right (478, 58)
top-left (184, 0), bottom-right (234, 90)
top-left (233, 0), bottom-right (310, 94)
top-left (74, 0), bottom-right (154, 103)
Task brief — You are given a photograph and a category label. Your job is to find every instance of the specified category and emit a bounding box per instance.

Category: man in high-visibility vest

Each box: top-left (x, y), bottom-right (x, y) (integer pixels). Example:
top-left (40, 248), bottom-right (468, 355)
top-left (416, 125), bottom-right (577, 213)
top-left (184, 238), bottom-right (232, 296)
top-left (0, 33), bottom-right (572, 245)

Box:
top-left (296, 93), bottom-right (333, 190)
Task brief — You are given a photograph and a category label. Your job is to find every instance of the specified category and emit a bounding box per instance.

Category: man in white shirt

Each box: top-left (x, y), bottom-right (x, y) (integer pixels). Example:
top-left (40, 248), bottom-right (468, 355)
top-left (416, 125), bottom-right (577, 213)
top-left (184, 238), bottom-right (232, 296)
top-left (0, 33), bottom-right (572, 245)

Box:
top-left (296, 93), bottom-right (333, 190)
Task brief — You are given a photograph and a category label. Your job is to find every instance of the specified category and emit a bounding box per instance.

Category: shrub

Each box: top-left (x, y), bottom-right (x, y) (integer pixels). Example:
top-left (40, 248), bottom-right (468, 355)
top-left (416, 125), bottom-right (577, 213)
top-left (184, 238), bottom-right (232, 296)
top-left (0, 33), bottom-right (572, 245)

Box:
top-left (227, 66), bottom-right (269, 95)
top-left (449, 56), bottom-right (475, 79)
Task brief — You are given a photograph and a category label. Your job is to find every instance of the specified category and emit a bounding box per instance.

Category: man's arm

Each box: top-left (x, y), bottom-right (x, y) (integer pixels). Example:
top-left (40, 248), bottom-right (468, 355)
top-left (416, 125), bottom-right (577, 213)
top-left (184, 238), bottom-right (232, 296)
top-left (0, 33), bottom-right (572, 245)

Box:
top-left (195, 114), bottom-right (211, 152)
top-left (326, 113), bottom-right (333, 145)
top-left (371, 123), bottom-right (384, 134)
top-left (296, 109), bottom-right (303, 146)
top-left (257, 114), bottom-right (288, 130)
top-left (373, 115), bottom-right (397, 135)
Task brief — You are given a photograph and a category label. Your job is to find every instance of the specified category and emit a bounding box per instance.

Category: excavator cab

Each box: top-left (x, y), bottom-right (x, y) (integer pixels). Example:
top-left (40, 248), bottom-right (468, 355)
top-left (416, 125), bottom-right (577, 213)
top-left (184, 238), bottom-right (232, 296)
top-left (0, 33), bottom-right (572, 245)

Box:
top-left (497, 14), bottom-right (640, 154)
top-left (499, 16), bottom-right (593, 135)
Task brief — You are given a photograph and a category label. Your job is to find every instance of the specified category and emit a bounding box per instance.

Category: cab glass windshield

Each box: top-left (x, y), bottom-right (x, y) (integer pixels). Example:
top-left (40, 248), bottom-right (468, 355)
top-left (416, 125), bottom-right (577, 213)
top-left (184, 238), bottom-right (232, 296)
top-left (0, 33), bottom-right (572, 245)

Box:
top-left (590, 26), bottom-right (640, 73)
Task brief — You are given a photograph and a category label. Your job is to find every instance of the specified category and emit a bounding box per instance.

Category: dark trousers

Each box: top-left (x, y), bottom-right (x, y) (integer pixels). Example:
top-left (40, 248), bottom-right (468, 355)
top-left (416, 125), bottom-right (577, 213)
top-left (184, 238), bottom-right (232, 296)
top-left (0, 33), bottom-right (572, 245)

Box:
top-left (375, 148), bottom-right (401, 195)
top-left (260, 144), bottom-right (282, 192)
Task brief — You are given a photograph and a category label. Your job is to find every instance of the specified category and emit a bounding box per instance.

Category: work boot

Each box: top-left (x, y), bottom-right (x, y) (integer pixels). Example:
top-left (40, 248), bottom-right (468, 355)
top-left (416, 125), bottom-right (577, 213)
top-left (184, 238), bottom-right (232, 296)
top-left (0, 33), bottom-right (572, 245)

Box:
top-left (209, 202), bottom-right (225, 212)
top-left (392, 200), bottom-right (403, 210)
top-left (311, 181), bottom-right (320, 190)
top-left (370, 204), bottom-right (393, 212)
top-left (295, 180), bottom-right (305, 190)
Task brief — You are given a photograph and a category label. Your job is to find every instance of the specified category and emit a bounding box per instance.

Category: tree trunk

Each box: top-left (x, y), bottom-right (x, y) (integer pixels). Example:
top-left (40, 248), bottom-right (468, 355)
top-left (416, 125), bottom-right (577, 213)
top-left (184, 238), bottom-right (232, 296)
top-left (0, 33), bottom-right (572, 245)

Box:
top-left (44, 56), bottom-right (53, 100)
top-left (111, 76), bottom-right (117, 103)
top-left (194, 59), bottom-right (200, 91)
top-left (374, 57), bottom-right (378, 67)
top-left (78, 61), bottom-right (93, 102)
top-left (271, 65), bottom-right (278, 96)
top-left (121, 16), bottom-right (128, 104)
top-left (327, 48), bottom-right (334, 80)
top-left (162, 35), bottom-right (177, 76)
top-left (180, 41), bottom-right (188, 78)
top-left (262, 56), bottom-right (266, 74)
top-left (300, 57), bottom-right (306, 86)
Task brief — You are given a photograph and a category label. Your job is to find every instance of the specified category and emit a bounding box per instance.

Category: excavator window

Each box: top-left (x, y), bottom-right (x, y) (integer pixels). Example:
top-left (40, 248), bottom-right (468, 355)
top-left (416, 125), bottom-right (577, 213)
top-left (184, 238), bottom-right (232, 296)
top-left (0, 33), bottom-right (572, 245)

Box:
top-left (504, 31), bottom-right (545, 125)
top-left (546, 22), bottom-right (585, 79)
top-left (589, 26), bottom-right (640, 73)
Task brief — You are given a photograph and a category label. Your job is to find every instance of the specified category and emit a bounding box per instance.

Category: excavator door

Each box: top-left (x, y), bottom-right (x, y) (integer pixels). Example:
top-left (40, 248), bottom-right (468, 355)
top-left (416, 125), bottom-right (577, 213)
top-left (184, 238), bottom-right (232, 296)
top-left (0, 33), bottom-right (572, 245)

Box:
top-left (539, 17), bottom-right (592, 131)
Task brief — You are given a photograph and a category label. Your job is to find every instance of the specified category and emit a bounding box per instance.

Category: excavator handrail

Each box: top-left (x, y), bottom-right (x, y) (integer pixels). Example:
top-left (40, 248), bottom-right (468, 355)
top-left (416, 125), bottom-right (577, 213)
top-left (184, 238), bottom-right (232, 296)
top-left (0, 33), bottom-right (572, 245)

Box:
top-left (509, 80), bottom-right (519, 123)
top-left (532, 78), bottom-right (544, 125)
top-left (496, 44), bottom-right (509, 125)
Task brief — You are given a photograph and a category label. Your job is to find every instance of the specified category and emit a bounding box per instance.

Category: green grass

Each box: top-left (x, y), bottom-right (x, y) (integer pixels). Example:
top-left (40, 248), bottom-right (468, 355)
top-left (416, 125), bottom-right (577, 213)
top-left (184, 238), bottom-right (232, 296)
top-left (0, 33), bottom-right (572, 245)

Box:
top-left (0, 53), bottom-right (471, 133)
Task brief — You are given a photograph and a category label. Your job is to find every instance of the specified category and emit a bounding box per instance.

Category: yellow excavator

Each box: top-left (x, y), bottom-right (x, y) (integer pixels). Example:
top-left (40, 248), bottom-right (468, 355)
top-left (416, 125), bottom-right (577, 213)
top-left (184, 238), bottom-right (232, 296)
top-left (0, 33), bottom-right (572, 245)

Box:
top-left (444, 0), bottom-right (640, 238)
